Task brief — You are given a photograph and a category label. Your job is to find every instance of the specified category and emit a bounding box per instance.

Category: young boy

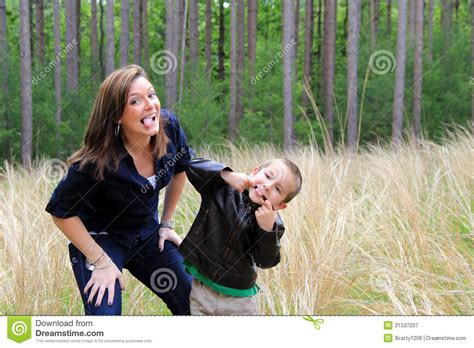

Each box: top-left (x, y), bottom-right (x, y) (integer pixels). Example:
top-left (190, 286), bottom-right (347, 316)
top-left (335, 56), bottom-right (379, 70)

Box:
top-left (179, 157), bottom-right (302, 315)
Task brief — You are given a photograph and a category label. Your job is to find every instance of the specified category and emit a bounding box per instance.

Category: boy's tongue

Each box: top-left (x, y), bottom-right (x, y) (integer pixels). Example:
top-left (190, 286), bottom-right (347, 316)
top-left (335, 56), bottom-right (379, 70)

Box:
top-left (143, 117), bottom-right (154, 128)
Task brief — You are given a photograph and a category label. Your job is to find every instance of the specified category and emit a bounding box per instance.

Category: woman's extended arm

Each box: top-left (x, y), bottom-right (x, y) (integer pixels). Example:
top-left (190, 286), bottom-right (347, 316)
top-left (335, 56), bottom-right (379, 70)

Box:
top-left (51, 216), bottom-right (125, 306)
top-left (158, 171), bottom-right (187, 251)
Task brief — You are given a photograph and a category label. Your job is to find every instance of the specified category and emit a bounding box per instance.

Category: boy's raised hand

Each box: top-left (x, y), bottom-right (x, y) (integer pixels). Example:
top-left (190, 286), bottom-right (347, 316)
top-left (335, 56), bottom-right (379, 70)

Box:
top-left (255, 199), bottom-right (277, 232)
top-left (221, 170), bottom-right (255, 192)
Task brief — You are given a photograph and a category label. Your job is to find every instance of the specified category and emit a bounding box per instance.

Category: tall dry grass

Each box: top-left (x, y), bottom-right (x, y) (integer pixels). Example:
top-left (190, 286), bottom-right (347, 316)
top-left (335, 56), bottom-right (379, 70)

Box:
top-left (0, 133), bottom-right (473, 315)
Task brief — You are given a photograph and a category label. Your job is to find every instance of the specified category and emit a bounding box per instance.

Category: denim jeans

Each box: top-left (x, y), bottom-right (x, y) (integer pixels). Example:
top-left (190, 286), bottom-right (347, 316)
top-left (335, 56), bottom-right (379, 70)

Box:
top-left (68, 230), bottom-right (192, 315)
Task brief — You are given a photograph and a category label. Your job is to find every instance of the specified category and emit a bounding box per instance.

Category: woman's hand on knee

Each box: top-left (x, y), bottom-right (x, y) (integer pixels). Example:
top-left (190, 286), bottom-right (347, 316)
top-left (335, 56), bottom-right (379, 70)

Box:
top-left (158, 227), bottom-right (182, 252)
top-left (83, 261), bottom-right (125, 307)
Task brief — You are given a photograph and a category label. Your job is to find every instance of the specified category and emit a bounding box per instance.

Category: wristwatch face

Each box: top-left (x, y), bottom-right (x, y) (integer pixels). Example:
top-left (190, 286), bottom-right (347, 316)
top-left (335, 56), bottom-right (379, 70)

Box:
top-left (85, 260), bottom-right (95, 271)
top-left (162, 221), bottom-right (175, 229)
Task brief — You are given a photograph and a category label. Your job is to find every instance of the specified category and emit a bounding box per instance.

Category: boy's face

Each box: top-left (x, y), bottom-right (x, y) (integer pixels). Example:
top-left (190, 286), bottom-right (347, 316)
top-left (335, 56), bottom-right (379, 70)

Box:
top-left (248, 160), bottom-right (296, 210)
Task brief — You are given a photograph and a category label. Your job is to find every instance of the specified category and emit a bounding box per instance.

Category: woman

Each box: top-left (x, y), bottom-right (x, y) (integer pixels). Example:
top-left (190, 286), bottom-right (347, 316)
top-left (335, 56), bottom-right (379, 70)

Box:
top-left (46, 65), bottom-right (192, 315)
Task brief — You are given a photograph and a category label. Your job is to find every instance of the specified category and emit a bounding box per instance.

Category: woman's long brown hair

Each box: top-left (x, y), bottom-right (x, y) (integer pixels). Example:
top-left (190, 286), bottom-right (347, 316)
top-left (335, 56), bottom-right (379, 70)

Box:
top-left (69, 65), bottom-right (169, 180)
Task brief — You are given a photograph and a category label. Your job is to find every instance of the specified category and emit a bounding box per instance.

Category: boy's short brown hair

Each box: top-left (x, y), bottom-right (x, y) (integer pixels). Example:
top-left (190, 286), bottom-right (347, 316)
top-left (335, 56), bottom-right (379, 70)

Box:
top-left (258, 158), bottom-right (302, 203)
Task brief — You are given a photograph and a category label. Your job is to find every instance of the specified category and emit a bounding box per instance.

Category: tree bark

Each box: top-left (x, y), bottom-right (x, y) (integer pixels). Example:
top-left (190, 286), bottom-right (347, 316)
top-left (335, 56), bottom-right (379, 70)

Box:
top-left (387, 0), bottom-right (392, 35)
top-left (205, 0), bottom-right (213, 77)
top-left (105, 0), bottom-right (115, 76)
top-left (141, 0), bottom-right (149, 72)
top-left (91, 0), bottom-right (99, 77)
top-left (189, 0), bottom-right (199, 70)
top-left (294, 0), bottom-right (300, 64)
top-left (471, 0), bottom-right (474, 134)
top-left (0, 0), bottom-right (10, 158)
top-left (218, 0), bottom-right (225, 80)
top-left (120, 0), bottom-right (129, 67)
top-left (441, 0), bottom-right (453, 55)
top-left (316, 0), bottom-right (322, 62)
top-left (65, 0), bottom-right (79, 91)
top-left (99, 0), bottom-right (105, 79)
top-left (236, 0), bottom-right (245, 121)
top-left (302, 0), bottom-right (314, 109)
top-left (165, 0), bottom-right (179, 108)
top-left (53, 0), bottom-right (61, 126)
top-left (178, 0), bottom-right (187, 103)
top-left (283, 0), bottom-right (296, 150)
top-left (76, 0), bottom-right (81, 74)
top-left (20, 0), bottom-right (32, 166)
top-left (35, 0), bottom-right (45, 65)
top-left (369, 0), bottom-right (380, 49)
top-left (412, 0), bottom-right (423, 140)
top-left (322, 0), bottom-right (337, 143)
top-left (428, 0), bottom-right (433, 64)
top-left (408, 0), bottom-right (415, 43)
top-left (347, 0), bottom-right (361, 151)
top-left (229, 0), bottom-right (238, 140)
top-left (392, 0), bottom-right (408, 146)
top-left (133, 0), bottom-right (141, 65)
top-left (247, 0), bottom-right (257, 81)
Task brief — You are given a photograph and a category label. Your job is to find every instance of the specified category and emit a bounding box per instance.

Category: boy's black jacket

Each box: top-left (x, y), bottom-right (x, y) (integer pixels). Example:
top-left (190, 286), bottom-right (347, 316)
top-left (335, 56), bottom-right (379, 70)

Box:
top-left (179, 158), bottom-right (285, 290)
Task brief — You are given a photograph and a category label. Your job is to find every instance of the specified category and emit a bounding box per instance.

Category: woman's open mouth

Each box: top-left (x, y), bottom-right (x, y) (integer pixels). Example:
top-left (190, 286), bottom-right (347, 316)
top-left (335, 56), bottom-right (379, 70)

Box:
top-left (140, 113), bottom-right (157, 128)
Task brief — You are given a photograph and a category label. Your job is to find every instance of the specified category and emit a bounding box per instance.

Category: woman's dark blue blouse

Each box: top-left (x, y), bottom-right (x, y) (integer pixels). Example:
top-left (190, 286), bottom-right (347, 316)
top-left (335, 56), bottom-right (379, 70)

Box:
top-left (45, 110), bottom-right (192, 245)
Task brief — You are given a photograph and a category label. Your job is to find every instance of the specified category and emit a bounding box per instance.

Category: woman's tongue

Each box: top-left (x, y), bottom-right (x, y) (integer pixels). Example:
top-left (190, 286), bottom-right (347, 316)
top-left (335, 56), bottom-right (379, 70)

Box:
top-left (142, 117), bottom-right (154, 128)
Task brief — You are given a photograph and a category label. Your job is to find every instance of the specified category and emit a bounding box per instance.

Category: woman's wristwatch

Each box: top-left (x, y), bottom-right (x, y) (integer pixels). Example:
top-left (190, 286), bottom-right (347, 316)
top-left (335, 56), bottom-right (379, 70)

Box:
top-left (160, 220), bottom-right (175, 229)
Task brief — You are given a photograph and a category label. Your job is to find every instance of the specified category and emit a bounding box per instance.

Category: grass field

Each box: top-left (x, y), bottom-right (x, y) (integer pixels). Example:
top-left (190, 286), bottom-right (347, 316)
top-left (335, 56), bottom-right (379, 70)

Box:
top-left (0, 132), bottom-right (473, 315)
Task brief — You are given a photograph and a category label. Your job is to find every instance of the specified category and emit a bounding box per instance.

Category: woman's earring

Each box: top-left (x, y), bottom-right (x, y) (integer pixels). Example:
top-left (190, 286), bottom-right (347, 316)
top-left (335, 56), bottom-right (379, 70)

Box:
top-left (115, 124), bottom-right (120, 137)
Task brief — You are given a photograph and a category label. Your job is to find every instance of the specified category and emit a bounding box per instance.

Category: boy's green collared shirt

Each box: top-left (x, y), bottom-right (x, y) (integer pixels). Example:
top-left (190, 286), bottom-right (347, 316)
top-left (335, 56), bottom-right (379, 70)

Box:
top-left (184, 261), bottom-right (259, 297)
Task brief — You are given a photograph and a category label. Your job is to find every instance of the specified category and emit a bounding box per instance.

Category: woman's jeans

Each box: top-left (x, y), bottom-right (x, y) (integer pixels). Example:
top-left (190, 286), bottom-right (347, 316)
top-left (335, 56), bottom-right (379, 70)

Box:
top-left (68, 230), bottom-right (192, 315)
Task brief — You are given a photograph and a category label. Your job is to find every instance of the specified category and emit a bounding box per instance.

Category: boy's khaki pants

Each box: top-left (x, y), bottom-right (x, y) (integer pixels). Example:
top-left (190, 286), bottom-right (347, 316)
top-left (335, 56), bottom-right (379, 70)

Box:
top-left (190, 278), bottom-right (258, 315)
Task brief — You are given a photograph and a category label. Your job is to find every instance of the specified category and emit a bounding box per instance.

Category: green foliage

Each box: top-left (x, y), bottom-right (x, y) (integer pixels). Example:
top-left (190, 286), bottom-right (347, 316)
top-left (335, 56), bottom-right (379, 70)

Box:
top-left (0, 1), bottom-right (472, 163)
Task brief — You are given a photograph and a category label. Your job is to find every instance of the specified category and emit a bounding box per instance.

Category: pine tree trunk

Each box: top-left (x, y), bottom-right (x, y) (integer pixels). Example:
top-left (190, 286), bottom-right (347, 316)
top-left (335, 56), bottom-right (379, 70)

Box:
top-left (205, 0), bottom-right (212, 77)
top-left (283, 0), bottom-right (296, 150)
top-left (189, 0), bottom-right (199, 70)
top-left (105, 0), bottom-right (115, 76)
top-left (347, 0), bottom-right (361, 151)
top-left (302, 0), bottom-right (314, 109)
top-left (322, 0), bottom-right (337, 143)
top-left (218, 0), bottom-right (225, 80)
top-left (294, 0), bottom-right (300, 64)
top-left (120, 0), bottom-right (129, 67)
top-left (76, 0), bottom-right (81, 75)
top-left (387, 0), bottom-right (392, 35)
top-left (141, 0), bottom-right (149, 72)
top-left (65, 0), bottom-right (79, 91)
top-left (20, 0), bottom-right (32, 166)
top-left (408, 0), bottom-right (415, 44)
top-left (236, 0), bottom-right (245, 121)
top-left (53, 0), bottom-right (61, 126)
top-left (428, 0), bottom-right (433, 64)
top-left (441, 0), bottom-right (453, 55)
top-left (247, 0), bottom-right (257, 81)
top-left (369, 0), bottom-right (379, 49)
top-left (229, 0), bottom-right (238, 140)
top-left (165, 0), bottom-right (179, 108)
top-left (471, 0), bottom-right (474, 134)
top-left (35, 0), bottom-right (45, 65)
top-left (178, 0), bottom-right (187, 103)
top-left (91, 0), bottom-right (99, 78)
top-left (99, 0), bottom-right (105, 79)
top-left (0, 0), bottom-right (10, 158)
top-left (316, 0), bottom-right (322, 62)
top-left (392, 0), bottom-right (408, 146)
top-left (133, 0), bottom-right (141, 65)
top-left (412, 0), bottom-right (424, 140)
